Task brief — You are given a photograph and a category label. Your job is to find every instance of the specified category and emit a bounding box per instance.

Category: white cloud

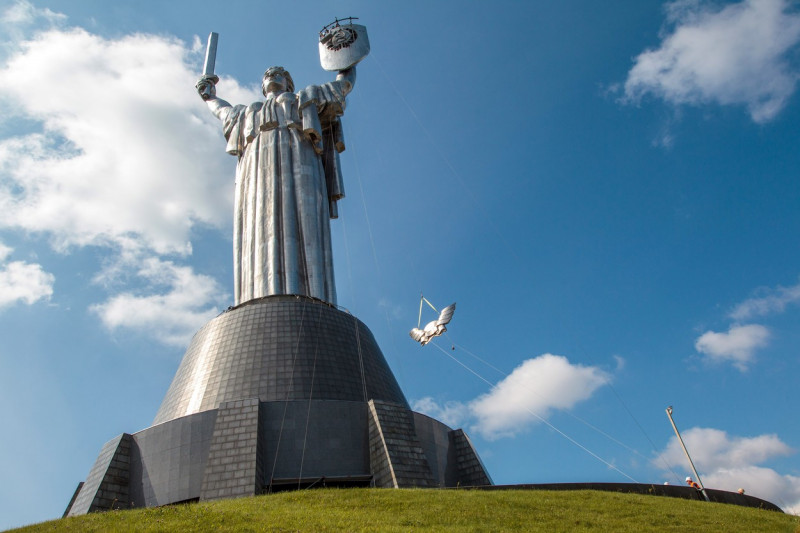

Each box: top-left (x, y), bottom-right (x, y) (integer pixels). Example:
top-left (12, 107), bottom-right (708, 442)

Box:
top-left (622, 0), bottom-right (800, 123)
top-left (0, 12), bottom-right (262, 344)
top-left (704, 466), bottom-right (800, 514)
top-left (0, 25), bottom-right (261, 255)
top-left (657, 427), bottom-right (792, 471)
top-left (1, 0), bottom-right (64, 26)
top-left (694, 323), bottom-right (769, 370)
top-left (655, 427), bottom-right (799, 513)
top-left (0, 262), bottom-right (54, 308)
top-left (90, 257), bottom-right (228, 347)
top-left (0, 0), bottom-right (65, 43)
top-left (412, 354), bottom-right (610, 440)
top-left (412, 397), bottom-right (470, 428)
top-left (469, 354), bottom-right (610, 440)
top-left (730, 279), bottom-right (800, 320)
top-left (0, 243), bottom-right (54, 309)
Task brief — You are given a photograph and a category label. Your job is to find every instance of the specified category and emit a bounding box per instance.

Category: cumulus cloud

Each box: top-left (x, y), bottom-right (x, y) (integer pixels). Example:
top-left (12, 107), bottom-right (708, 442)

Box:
top-left (0, 0), bottom-right (65, 43)
top-left (622, 0), bottom-right (800, 123)
top-left (705, 466), bottom-right (800, 514)
top-left (1, 0), bottom-right (64, 26)
top-left (0, 20), bottom-right (261, 254)
top-left (0, 4), bottom-right (263, 345)
top-left (470, 354), bottom-right (610, 439)
top-left (0, 260), bottom-right (55, 309)
top-left (694, 323), bottom-right (769, 370)
top-left (656, 427), bottom-right (800, 513)
top-left (415, 354), bottom-right (610, 440)
top-left (730, 279), bottom-right (800, 320)
top-left (0, 242), bottom-right (54, 309)
top-left (412, 397), bottom-right (470, 428)
top-left (657, 427), bottom-right (792, 471)
top-left (90, 257), bottom-right (228, 347)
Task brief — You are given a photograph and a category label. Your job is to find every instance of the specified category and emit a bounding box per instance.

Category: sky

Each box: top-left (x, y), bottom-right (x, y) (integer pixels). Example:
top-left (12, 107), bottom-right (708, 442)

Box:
top-left (1, 0), bottom-right (799, 528)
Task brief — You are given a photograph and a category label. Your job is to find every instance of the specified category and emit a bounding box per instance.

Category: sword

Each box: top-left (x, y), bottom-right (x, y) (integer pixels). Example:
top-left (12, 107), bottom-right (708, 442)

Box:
top-left (203, 32), bottom-right (218, 77)
top-left (200, 32), bottom-right (219, 100)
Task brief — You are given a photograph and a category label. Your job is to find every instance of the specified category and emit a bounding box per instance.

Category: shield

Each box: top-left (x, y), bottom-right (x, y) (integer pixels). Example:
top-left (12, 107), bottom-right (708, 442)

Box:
top-left (319, 21), bottom-right (370, 71)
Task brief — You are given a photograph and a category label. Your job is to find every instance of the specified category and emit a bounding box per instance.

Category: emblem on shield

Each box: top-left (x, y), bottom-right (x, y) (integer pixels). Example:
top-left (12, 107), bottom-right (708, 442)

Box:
top-left (319, 18), bottom-right (370, 71)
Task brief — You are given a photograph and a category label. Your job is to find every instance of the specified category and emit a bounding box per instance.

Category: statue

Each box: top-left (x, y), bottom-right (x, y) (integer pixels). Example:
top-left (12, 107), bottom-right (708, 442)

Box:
top-left (196, 21), bottom-right (368, 306)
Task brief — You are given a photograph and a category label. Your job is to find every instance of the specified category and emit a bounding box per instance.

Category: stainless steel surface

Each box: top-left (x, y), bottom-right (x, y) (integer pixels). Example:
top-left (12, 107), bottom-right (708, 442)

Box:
top-left (203, 32), bottom-right (218, 77)
top-left (198, 33), bottom-right (219, 101)
top-left (199, 41), bottom-right (359, 304)
top-left (410, 303), bottom-right (456, 346)
top-left (319, 20), bottom-right (370, 71)
top-left (153, 295), bottom-right (408, 425)
top-left (436, 303), bottom-right (456, 327)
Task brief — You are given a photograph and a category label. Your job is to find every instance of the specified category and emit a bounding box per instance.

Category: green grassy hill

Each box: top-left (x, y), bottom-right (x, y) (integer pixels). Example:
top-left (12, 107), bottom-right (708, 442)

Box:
top-left (12, 489), bottom-right (800, 533)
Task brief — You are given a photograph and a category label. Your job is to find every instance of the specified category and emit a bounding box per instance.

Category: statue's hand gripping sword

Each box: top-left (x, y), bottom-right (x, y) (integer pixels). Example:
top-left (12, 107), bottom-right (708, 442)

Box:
top-left (198, 32), bottom-right (219, 100)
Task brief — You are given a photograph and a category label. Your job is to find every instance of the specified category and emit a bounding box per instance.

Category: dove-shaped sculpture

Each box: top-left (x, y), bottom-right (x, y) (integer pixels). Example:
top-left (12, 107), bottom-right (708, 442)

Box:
top-left (410, 303), bottom-right (455, 346)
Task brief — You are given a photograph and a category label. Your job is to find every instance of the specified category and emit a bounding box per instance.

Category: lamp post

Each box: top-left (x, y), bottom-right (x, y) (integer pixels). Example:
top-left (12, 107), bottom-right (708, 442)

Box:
top-left (666, 406), bottom-right (710, 502)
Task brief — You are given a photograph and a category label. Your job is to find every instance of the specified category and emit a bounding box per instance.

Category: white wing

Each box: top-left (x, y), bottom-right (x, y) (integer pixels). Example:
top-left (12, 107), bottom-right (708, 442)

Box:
top-left (436, 303), bottom-right (456, 327)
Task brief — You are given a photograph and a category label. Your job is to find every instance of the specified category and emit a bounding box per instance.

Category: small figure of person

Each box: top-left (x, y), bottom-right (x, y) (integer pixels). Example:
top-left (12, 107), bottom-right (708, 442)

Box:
top-left (685, 476), bottom-right (700, 489)
top-left (737, 488), bottom-right (745, 495)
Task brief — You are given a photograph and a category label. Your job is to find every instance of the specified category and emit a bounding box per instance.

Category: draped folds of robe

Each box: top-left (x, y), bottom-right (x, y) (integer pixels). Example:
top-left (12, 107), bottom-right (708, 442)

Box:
top-left (218, 79), bottom-right (350, 305)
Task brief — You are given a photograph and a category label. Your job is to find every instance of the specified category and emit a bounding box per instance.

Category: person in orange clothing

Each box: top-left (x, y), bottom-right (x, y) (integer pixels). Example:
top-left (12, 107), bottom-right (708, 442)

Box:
top-left (685, 476), bottom-right (701, 489)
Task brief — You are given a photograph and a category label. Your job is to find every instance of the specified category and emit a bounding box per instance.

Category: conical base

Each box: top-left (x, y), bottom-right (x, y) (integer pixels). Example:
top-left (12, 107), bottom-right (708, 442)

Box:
top-left (155, 295), bottom-right (408, 424)
top-left (65, 296), bottom-right (492, 516)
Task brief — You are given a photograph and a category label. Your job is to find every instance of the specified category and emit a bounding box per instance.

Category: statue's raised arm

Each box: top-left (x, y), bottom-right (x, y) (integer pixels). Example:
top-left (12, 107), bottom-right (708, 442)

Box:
top-left (195, 74), bottom-right (233, 120)
top-left (336, 66), bottom-right (356, 93)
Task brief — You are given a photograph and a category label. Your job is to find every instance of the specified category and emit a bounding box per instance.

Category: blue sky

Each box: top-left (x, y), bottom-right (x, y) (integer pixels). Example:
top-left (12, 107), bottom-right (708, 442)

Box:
top-left (1, 0), bottom-right (800, 528)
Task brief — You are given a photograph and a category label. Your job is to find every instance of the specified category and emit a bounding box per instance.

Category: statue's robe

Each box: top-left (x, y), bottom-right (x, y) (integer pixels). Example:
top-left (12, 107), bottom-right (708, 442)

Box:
top-left (219, 80), bottom-right (349, 305)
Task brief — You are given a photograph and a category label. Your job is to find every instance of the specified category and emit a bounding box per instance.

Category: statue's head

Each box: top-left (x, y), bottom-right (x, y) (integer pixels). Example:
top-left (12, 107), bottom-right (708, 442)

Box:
top-left (262, 66), bottom-right (295, 96)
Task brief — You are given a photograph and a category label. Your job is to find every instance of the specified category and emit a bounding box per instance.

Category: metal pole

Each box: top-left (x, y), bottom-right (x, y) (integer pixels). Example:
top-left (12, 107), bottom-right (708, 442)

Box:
top-left (666, 406), bottom-right (710, 502)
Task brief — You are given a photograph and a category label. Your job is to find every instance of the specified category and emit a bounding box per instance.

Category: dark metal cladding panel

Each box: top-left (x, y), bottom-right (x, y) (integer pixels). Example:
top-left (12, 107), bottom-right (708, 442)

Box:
top-left (367, 400), bottom-right (436, 488)
top-left (154, 296), bottom-right (408, 425)
top-left (130, 409), bottom-right (218, 507)
top-left (412, 412), bottom-right (457, 487)
top-left (260, 400), bottom-right (371, 484)
top-left (66, 434), bottom-right (132, 516)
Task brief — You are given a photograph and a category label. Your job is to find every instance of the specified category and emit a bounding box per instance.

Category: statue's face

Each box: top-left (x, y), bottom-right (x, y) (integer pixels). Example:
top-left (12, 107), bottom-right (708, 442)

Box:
top-left (263, 71), bottom-right (288, 94)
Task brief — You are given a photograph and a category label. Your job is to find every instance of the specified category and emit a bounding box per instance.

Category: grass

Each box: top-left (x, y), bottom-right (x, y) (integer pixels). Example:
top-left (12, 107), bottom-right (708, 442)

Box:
top-left (11, 489), bottom-right (800, 533)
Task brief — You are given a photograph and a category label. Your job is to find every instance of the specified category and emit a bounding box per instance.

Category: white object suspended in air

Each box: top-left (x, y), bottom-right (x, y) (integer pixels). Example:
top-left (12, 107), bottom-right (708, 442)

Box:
top-left (410, 295), bottom-right (456, 346)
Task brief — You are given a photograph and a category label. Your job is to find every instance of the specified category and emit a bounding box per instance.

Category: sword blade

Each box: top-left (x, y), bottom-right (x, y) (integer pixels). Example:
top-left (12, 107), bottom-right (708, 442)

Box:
top-left (203, 32), bottom-right (218, 76)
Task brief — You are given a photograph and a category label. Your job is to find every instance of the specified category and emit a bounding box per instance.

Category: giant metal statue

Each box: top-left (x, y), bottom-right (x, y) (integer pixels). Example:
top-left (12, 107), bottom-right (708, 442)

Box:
top-left (196, 20), bottom-right (370, 305)
top-left (64, 22), bottom-right (493, 517)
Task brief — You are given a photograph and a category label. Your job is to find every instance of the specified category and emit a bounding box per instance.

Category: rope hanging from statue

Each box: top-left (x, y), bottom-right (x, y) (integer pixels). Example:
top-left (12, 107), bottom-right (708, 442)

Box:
top-left (269, 300), bottom-right (307, 493)
top-left (298, 303), bottom-right (325, 489)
